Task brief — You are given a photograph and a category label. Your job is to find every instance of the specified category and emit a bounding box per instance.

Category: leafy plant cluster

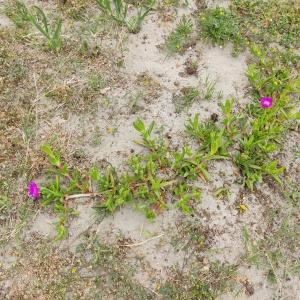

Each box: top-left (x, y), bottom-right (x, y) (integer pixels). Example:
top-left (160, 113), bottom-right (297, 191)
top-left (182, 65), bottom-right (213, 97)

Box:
top-left (247, 46), bottom-right (300, 98)
top-left (186, 48), bottom-right (299, 189)
top-left (164, 15), bottom-right (193, 55)
top-left (199, 7), bottom-right (243, 52)
top-left (41, 117), bottom-right (219, 237)
top-left (41, 48), bottom-right (299, 237)
top-left (42, 87), bottom-right (298, 239)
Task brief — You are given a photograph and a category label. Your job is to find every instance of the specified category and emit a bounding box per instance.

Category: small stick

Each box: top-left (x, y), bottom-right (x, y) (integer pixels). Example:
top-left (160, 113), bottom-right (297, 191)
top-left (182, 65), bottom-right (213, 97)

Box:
top-left (122, 233), bottom-right (164, 247)
top-left (64, 193), bottom-right (101, 200)
top-left (139, 223), bottom-right (144, 237)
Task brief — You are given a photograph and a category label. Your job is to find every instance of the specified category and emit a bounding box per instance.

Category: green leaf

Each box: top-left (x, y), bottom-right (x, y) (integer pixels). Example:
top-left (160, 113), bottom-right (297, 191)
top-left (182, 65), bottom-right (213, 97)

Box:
top-left (133, 118), bottom-right (145, 133)
top-left (41, 144), bottom-right (61, 166)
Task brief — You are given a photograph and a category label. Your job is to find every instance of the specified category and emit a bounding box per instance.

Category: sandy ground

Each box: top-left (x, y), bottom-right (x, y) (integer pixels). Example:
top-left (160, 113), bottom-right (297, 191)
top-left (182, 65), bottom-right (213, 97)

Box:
top-left (0, 0), bottom-right (299, 299)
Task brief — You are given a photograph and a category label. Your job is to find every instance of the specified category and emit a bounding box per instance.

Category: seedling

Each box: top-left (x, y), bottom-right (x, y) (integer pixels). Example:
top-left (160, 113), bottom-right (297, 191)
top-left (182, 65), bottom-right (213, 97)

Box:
top-left (173, 87), bottom-right (200, 112)
top-left (201, 75), bottom-right (218, 100)
top-left (214, 185), bottom-right (231, 200)
top-left (165, 15), bottom-right (193, 55)
top-left (30, 6), bottom-right (62, 51)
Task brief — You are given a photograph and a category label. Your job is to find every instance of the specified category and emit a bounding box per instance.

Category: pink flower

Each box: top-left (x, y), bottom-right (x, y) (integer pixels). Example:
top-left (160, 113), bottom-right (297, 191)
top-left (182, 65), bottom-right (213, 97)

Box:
top-left (28, 181), bottom-right (40, 200)
top-left (260, 97), bottom-right (273, 109)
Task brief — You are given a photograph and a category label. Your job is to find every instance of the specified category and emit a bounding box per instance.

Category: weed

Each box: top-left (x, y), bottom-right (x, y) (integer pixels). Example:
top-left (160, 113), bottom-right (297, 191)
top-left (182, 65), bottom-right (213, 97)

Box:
top-left (284, 183), bottom-right (300, 207)
top-left (40, 120), bottom-right (205, 237)
top-left (214, 185), bottom-right (231, 200)
top-left (4, 0), bottom-right (31, 28)
top-left (201, 75), bottom-right (218, 100)
top-left (165, 15), bottom-right (193, 55)
top-left (0, 195), bottom-right (12, 219)
top-left (87, 73), bottom-right (106, 91)
top-left (173, 76), bottom-right (220, 112)
top-left (186, 90), bottom-right (299, 190)
top-left (185, 58), bottom-right (198, 75)
top-left (160, 261), bottom-right (237, 299)
top-left (128, 91), bottom-right (144, 114)
top-left (96, 0), bottom-right (155, 33)
top-left (29, 6), bottom-right (62, 51)
top-left (235, 72), bottom-right (299, 189)
top-left (199, 7), bottom-right (243, 52)
top-left (247, 45), bottom-right (299, 98)
top-left (173, 87), bottom-right (200, 112)
top-left (10, 2), bottom-right (63, 51)
top-left (186, 114), bottom-right (231, 158)
top-left (90, 129), bottom-right (103, 146)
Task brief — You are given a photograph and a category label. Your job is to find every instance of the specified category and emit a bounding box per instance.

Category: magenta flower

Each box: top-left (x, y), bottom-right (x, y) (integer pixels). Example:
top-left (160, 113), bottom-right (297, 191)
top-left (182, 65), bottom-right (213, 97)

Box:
top-left (260, 97), bottom-right (273, 109)
top-left (28, 181), bottom-right (40, 200)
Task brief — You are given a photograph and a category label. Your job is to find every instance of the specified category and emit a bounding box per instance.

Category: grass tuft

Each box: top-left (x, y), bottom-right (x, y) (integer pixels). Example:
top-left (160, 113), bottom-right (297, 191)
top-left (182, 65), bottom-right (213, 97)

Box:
top-left (165, 15), bottom-right (193, 55)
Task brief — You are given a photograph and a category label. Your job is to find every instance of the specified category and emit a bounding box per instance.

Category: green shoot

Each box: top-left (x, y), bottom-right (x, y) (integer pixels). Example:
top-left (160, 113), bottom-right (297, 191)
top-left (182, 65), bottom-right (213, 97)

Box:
top-left (165, 15), bottom-right (193, 55)
top-left (95, 0), bottom-right (155, 33)
top-left (28, 6), bottom-right (62, 52)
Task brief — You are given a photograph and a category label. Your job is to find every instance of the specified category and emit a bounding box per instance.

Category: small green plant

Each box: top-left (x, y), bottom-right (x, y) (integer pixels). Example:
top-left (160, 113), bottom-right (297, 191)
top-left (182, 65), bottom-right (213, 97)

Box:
top-left (247, 45), bottom-right (299, 98)
top-left (0, 195), bottom-right (12, 218)
top-left (185, 58), bottom-right (198, 75)
top-left (88, 73), bottom-right (106, 91)
top-left (128, 91), bottom-right (144, 114)
top-left (95, 0), bottom-right (155, 33)
top-left (11, 2), bottom-right (63, 51)
top-left (28, 6), bottom-right (62, 51)
top-left (214, 185), bottom-right (231, 200)
top-left (4, 0), bottom-right (31, 28)
top-left (199, 7), bottom-right (243, 51)
top-left (186, 114), bottom-right (231, 159)
top-left (165, 15), bottom-right (193, 55)
top-left (173, 87), bottom-right (200, 112)
top-left (201, 75), bottom-right (218, 100)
